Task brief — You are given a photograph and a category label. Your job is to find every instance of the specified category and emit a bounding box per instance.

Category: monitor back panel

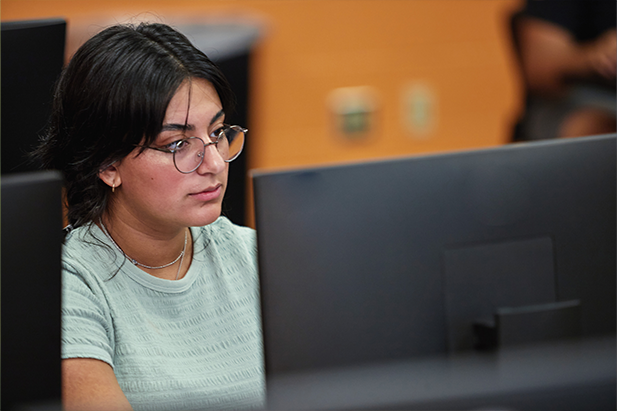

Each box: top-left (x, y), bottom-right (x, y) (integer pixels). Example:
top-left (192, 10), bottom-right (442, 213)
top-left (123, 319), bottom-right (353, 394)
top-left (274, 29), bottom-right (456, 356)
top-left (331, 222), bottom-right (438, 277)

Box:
top-left (1, 19), bottom-right (66, 174)
top-left (253, 134), bottom-right (616, 376)
top-left (1, 171), bottom-right (63, 409)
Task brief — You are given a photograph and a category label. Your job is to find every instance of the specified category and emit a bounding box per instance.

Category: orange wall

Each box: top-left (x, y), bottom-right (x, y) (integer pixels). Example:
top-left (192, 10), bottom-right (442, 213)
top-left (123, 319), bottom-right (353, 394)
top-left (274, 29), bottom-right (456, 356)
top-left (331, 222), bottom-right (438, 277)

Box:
top-left (2, 0), bottom-right (524, 170)
top-left (3, 0), bottom-right (524, 224)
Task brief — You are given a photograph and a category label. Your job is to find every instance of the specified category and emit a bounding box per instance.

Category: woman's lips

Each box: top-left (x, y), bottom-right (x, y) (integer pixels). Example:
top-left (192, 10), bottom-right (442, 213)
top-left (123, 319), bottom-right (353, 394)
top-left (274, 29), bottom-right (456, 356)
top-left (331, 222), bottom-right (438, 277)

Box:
top-left (189, 184), bottom-right (222, 202)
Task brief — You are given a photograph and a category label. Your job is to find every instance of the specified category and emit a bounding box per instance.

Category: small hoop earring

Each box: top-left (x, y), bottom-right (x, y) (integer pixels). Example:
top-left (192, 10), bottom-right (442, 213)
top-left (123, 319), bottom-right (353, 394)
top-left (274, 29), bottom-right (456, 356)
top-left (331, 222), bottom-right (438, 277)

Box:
top-left (112, 184), bottom-right (115, 193)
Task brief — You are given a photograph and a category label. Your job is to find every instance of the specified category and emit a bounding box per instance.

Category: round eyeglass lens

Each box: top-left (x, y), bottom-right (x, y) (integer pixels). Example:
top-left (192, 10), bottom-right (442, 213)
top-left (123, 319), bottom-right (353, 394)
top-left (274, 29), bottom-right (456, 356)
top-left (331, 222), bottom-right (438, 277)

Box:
top-left (224, 126), bottom-right (246, 162)
top-left (172, 127), bottom-right (246, 173)
top-left (173, 137), bottom-right (203, 173)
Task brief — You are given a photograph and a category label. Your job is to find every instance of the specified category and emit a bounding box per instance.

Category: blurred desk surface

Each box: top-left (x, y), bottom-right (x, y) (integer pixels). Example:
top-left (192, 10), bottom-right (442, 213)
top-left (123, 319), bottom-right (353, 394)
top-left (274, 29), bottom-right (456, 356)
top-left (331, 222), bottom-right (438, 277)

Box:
top-left (267, 336), bottom-right (616, 410)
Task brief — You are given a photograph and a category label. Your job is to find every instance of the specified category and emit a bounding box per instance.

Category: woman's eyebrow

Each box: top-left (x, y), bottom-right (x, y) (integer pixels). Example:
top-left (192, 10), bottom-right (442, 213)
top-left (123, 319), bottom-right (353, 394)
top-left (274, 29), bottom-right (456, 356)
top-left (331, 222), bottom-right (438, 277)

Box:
top-left (210, 109), bottom-right (225, 126)
top-left (161, 123), bottom-right (194, 132)
top-left (161, 110), bottom-right (225, 132)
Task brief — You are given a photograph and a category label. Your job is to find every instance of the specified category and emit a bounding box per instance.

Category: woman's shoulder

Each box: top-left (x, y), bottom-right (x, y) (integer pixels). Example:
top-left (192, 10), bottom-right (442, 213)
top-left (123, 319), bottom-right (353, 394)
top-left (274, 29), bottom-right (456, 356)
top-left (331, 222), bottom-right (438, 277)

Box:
top-left (197, 216), bottom-right (256, 247)
top-left (62, 223), bottom-right (122, 277)
top-left (192, 217), bottom-right (258, 275)
top-left (63, 223), bottom-right (110, 255)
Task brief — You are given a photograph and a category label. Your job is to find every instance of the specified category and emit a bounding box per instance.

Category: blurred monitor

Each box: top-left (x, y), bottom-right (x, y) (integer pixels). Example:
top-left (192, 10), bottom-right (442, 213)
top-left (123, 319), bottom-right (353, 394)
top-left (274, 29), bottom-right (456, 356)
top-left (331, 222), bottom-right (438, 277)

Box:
top-left (1, 171), bottom-right (64, 410)
top-left (1, 18), bottom-right (66, 174)
top-left (252, 134), bottom-right (616, 409)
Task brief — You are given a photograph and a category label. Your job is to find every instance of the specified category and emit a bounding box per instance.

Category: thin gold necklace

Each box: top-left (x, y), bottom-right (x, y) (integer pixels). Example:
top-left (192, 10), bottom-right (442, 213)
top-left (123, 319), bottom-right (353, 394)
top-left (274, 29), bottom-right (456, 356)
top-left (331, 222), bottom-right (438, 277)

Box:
top-left (99, 219), bottom-right (188, 276)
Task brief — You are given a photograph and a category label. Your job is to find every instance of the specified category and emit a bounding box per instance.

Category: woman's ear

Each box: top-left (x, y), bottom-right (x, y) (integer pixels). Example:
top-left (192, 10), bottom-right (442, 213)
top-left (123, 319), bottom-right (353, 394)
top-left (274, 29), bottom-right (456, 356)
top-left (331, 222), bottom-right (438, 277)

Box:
top-left (98, 163), bottom-right (122, 192)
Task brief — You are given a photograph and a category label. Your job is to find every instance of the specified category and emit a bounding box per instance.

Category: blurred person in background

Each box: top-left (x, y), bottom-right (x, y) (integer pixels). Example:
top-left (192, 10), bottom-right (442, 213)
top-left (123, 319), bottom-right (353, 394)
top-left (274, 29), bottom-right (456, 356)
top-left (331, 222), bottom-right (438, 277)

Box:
top-left (511, 0), bottom-right (616, 141)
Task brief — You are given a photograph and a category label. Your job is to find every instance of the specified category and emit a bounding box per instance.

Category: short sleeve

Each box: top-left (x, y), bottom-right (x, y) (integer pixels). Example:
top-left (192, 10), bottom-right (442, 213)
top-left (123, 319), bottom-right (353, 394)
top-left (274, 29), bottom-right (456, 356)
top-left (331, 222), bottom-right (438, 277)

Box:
top-left (61, 260), bottom-right (115, 368)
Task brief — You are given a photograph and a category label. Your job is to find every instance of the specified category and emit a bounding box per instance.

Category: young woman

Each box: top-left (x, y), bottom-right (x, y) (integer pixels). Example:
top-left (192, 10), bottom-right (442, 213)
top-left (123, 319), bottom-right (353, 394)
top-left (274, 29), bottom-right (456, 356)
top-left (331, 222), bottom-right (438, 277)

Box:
top-left (34, 22), bottom-right (264, 411)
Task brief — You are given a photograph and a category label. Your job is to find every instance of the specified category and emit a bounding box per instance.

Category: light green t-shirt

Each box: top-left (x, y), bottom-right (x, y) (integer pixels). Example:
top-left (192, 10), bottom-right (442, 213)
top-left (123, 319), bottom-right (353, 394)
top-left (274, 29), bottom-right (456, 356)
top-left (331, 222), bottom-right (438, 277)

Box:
top-left (61, 217), bottom-right (265, 411)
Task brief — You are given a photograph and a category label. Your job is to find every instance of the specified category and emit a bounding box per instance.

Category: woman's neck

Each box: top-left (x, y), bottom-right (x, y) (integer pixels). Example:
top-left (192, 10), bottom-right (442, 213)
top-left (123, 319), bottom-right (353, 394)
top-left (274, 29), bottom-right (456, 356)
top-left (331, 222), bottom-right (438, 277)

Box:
top-left (98, 212), bottom-right (193, 280)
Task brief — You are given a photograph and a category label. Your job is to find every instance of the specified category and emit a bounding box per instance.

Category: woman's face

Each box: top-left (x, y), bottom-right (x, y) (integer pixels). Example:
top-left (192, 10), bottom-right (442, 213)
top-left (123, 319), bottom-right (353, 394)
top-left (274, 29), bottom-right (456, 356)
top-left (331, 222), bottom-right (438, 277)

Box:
top-left (108, 78), bottom-right (228, 233)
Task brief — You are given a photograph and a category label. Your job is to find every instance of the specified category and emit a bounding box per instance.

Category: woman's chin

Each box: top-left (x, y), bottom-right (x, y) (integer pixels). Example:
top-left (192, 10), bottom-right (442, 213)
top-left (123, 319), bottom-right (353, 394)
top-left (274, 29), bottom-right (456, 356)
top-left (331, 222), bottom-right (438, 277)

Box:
top-left (187, 208), bottom-right (222, 228)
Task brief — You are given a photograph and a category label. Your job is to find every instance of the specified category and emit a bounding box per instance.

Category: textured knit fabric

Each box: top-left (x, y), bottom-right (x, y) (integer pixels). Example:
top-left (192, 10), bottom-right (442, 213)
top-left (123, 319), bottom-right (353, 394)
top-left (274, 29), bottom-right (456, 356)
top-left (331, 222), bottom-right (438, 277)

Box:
top-left (61, 216), bottom-right (265, 411)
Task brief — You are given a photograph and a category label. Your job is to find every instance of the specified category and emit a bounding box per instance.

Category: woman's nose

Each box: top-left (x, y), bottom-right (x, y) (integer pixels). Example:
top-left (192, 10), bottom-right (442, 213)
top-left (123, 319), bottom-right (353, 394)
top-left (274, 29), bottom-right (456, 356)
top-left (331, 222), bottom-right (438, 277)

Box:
top-left (196, 142), bottom-right (226, 175)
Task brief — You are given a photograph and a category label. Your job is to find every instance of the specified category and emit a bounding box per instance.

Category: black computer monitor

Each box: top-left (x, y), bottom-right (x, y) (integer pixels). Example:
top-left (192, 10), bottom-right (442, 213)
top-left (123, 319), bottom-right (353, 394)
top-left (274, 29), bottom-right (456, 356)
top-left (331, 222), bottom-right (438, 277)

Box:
top-left (1, 170), bottom-right (64, 410)
top-left (253, 133), bottom-right (615, 372)
top-left (1, 18), bottom-right (66, 175)
top-left (253, 134), bottom-right (616, 410)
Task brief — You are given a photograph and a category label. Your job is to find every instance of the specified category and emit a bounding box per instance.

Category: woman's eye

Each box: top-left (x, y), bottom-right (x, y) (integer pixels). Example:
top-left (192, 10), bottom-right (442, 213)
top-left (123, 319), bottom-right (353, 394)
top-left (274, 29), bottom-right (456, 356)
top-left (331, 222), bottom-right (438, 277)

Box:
top-left (209, 127), bottom-right (225, 142)
top-left (167, 139), bottom-right (188, 151)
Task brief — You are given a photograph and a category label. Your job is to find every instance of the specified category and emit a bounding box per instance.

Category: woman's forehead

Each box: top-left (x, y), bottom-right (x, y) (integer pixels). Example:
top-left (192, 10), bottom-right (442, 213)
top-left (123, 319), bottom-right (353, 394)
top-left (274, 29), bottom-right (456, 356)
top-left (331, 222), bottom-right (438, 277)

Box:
top-left (165, 78), bottom-right (222, 120)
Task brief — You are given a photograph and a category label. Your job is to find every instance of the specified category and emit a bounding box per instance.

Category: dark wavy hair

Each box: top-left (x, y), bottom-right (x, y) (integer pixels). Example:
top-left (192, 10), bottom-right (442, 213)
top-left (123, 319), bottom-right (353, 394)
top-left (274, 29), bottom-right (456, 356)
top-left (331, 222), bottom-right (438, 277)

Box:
top-left (33, 22), bottom-right (235, 229)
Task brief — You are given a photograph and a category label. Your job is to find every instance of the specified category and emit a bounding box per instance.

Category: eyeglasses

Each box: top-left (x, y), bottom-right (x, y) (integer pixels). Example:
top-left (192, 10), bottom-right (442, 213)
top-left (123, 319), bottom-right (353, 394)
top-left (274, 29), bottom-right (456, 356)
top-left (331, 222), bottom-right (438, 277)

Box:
top-left (138, 125), bottom-right (246, 174)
